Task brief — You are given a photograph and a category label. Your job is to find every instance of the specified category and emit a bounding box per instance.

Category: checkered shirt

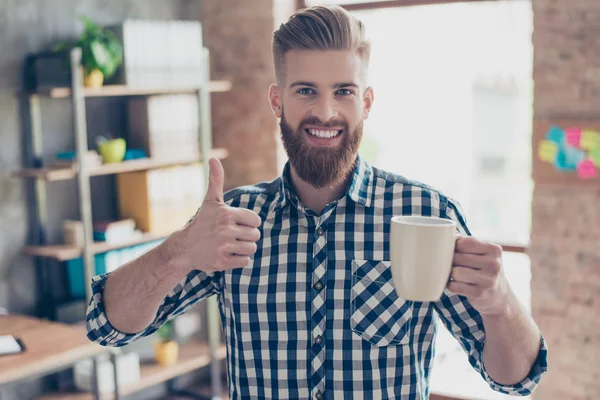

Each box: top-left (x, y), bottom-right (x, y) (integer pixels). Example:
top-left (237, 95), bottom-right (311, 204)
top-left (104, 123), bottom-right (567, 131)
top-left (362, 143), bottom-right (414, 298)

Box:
top-left (86, 154), bottom-right (548, 399)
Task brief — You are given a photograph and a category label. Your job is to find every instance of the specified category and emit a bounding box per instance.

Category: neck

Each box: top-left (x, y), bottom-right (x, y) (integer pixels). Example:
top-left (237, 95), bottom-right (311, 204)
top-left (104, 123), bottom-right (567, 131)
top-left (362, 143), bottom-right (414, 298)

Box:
top-left (290, 167), bottom-right (353, 216)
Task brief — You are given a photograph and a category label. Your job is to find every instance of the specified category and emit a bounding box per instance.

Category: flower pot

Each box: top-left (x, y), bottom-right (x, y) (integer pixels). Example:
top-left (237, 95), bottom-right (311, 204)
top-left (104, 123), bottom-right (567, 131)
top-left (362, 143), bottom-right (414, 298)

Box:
top-left (84, 68), bottom-right (104, 88)
top-left (154, 340), bottom-right (179, 367)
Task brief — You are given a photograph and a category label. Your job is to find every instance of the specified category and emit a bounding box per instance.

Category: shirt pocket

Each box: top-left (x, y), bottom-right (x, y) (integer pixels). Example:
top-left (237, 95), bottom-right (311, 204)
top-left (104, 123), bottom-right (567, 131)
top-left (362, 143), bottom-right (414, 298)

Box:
top-left (350, 259), bottom-right (414, 346)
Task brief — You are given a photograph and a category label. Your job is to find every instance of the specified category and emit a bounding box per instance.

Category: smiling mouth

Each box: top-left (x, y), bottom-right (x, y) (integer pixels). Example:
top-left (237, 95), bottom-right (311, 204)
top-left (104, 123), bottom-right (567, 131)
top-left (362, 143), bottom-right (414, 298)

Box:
top-left (304, 128), bottom-right (343, 139)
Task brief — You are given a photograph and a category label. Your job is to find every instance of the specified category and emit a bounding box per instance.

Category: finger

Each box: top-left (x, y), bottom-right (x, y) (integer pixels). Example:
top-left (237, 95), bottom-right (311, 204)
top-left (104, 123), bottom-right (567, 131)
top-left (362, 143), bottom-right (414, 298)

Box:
top-left (218, 225), bottom-right (260, 242)
top-left (455, 237), bottom-right (502, 257)
top-left (219, 255), bottom-right (251, 270)
top-left (450, 266), bottom-right (494, 287)
top-left (453, 253), bottom-right (501, 275)
top-left (455, 236), bottom-right (486, 255)
top-left (448, 281), bottom-right (484, 298)
top-left (205, 158), bottom-right (225, 203)
top-left (224, 241), bottom-right (258, 257)
top-left (234, 226), bottom-right (261, 242)
top-left (232, 208), bottom-right (262, 228)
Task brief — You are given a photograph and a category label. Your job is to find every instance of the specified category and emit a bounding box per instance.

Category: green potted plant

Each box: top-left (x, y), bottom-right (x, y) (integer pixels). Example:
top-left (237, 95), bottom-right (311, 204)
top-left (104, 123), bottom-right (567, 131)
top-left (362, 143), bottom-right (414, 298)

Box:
top-left (154, 320), bottom-right (179, 367)
top-left (54, 15), bottom-right (123, 88)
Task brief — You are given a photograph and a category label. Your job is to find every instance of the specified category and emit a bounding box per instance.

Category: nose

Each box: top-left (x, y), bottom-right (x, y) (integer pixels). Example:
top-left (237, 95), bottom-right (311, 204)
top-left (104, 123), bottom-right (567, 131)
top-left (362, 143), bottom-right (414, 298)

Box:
top-left (311, 96), bottom-right (337, 122)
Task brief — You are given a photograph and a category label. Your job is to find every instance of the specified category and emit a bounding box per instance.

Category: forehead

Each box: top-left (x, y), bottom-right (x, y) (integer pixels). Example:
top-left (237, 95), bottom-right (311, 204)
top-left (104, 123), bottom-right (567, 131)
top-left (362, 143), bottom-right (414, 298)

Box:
top-left (283, 50), bottom-right (365, 87)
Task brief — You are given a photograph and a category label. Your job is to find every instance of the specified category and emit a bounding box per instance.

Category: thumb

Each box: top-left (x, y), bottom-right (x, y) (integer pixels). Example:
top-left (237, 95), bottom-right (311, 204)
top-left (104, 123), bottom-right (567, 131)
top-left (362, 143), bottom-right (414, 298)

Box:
top-left (205, 158), bottom-right (225, 203)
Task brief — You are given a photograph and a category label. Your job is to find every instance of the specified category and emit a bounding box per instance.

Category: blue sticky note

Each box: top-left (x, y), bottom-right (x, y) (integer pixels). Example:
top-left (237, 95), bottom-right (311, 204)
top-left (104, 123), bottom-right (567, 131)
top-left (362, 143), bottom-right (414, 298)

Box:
top-left (554, 144), bottom-right (585, 171)
top-left (546, 125), bottom-right (565, 145)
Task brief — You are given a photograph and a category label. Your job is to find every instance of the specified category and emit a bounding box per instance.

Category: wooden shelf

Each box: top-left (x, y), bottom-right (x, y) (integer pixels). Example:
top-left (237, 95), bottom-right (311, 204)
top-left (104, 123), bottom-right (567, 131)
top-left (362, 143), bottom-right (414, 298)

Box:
top-left (38, 340), bottom-right (227, 400)
top-left (33, 80), bottom-right (232, 98)
top-left (12, 148), bottom-right (228, 182)
top-left (24, 232), bottom-right (170, 261)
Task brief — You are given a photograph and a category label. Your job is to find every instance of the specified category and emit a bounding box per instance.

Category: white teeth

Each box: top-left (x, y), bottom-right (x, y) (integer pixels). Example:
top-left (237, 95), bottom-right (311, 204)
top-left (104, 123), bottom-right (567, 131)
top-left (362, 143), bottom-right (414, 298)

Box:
top-left (308, 129), bottom-right (340, 138)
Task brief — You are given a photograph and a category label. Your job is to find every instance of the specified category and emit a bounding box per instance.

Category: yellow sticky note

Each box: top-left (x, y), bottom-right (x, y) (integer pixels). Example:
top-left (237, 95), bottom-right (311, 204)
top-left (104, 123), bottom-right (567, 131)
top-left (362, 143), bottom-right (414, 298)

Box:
top-left (538, 140), bottom-right (558, 163)
top-left (581, 129), bottom-right (600, 150)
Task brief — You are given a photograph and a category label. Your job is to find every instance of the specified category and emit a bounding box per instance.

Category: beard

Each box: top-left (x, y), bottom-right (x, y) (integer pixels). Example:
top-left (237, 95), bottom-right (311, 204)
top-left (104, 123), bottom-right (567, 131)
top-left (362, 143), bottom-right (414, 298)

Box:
top-left (279, 111), bottom-right (363, 189)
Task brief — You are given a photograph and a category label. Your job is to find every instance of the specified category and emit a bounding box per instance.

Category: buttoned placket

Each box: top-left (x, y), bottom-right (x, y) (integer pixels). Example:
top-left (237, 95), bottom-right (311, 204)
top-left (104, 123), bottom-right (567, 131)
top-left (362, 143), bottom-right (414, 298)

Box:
top-left (309, 206), bottom-right (336, 400)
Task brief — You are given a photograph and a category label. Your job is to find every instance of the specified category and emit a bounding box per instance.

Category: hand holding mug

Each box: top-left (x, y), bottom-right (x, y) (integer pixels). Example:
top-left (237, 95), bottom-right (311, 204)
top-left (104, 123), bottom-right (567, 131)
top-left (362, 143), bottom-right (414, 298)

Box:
top-left (389, 215), bottom-right (510, 313)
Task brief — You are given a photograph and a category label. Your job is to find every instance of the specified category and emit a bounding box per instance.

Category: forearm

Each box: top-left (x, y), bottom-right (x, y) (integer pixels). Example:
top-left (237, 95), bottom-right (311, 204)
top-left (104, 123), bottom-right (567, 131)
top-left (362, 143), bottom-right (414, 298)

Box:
top-left (481, 294), bottom-right (541, 385)
top-left (104, 233), bottom-right (191, 334)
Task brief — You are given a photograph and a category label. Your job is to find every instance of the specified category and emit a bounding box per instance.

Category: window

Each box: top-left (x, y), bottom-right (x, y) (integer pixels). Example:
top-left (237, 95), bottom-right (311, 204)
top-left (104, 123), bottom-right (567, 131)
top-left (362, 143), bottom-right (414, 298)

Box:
top-left (349, 1), bottom-right (533, 247)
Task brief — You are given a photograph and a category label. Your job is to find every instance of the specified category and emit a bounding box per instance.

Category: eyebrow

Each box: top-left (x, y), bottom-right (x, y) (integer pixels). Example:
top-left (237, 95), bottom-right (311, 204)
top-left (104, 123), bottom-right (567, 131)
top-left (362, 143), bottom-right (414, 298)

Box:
top-left (333, 82), bottom-right (359, 89)
top-left (289, 81), bottom-right (359, 89)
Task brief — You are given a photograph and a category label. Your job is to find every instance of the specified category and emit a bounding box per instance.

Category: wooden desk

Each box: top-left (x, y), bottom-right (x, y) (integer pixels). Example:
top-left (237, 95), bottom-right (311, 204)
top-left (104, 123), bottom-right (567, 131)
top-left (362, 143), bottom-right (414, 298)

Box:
top-left (0, 314), bottom-right (114, 399)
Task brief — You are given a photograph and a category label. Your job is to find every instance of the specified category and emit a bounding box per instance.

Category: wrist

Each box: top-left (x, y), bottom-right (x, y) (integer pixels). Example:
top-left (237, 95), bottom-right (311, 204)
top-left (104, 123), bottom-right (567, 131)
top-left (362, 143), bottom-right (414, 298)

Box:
top-left (480, 293), bottom-right (519, 321)
top-left (157, 230), bottom-right (193, 275)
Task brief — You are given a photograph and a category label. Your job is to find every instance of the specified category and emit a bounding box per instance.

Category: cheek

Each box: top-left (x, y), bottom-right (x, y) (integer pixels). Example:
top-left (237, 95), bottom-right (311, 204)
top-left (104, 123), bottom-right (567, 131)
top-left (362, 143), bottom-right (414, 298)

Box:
top-left (284, 98), bottom-right (311, 126)
top-left (343, 100), bottom-right (365, 124)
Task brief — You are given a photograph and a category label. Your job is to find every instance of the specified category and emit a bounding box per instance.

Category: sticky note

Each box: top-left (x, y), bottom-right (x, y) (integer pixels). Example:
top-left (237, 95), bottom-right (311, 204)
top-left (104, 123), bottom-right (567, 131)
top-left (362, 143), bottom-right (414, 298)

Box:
top-left (554, 145), bottom-right (585, 171)
top-left (590, 147), bottom-right (600, 166)
top-left (538, 140), bottom-right (558, 163)
top-left (581, 129), bottom-right (600, 150)
top-left (545, 125), bottom-right (565, 145)
top-left (565, 145), bottom-right (586, 164)
top-left (565, 127), bottom-right (583, 147)
top-left (577, 159), bottom-right (597, 179)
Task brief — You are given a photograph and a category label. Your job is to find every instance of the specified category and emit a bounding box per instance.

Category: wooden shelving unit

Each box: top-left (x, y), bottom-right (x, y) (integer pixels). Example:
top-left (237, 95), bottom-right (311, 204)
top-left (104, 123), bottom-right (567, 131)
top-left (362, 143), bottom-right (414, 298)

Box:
top-left (12, 149), bottom-right (229, 182)
top-left (36, 80), bottom-right (232, 99)
top-left (17, 46), bottom-right (227, 399)
top-left (23, 232), bottom-right (168, 261)
top-left (38, 340), bottom-right (227, 400)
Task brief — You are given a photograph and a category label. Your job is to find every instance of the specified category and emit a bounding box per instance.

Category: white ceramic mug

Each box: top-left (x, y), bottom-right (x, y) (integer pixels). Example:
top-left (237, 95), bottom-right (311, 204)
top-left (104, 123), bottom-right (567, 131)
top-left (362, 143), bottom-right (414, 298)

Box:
top-left (390, 216), bottom-right (457, 302)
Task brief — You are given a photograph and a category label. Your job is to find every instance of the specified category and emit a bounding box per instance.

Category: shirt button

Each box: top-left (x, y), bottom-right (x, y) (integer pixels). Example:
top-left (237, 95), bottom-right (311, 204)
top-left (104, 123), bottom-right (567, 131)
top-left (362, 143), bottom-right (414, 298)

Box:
top-left (315, 390), bottom-right (323, 400)
top-left (316, 227), bottom-right (325, 236)
top-left (314, 281), bottom-right (323, 290)
top-left (314, 335), bottom-right (323, 345)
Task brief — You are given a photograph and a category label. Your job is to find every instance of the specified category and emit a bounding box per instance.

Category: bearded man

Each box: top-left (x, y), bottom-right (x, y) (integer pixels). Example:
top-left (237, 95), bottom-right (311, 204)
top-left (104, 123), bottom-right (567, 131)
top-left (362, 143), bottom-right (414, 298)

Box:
top-left (86, 5), bottom-right (547, 399)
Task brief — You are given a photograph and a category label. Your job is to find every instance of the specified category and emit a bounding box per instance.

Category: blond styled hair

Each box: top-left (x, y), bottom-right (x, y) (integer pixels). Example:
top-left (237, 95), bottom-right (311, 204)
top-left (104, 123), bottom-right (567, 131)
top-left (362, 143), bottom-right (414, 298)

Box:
top-left (272, 5), bottom-right (371, 84)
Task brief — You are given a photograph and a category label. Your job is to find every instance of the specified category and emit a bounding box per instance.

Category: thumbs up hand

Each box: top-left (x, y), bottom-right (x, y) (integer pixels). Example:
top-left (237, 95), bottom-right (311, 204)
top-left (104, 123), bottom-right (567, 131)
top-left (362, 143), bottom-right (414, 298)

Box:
top-left (166, 158), bottom-right (262, 273)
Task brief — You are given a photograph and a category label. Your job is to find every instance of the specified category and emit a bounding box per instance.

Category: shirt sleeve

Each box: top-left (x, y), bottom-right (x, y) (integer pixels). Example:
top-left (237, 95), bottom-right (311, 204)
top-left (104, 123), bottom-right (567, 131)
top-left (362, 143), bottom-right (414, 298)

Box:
top-left (432, 196), bottom-right (548, 396)
top-left (85, 264), bottom-right (221, 347)
top-left (85, 191), bottom-right (250, 347)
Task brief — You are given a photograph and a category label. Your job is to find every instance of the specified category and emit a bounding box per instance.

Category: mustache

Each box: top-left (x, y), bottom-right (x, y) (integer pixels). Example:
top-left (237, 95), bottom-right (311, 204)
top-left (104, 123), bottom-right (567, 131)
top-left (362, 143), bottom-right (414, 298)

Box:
top-left (299, 116), bottom-right (348, 130)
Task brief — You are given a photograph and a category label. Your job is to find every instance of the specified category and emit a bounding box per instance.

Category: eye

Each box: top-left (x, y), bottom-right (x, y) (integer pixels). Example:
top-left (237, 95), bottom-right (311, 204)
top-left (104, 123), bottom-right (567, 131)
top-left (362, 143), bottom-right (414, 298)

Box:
top-left (298, 87), bottom-right (316, 95)
top-left (336, 88), bottom-right (354, 96)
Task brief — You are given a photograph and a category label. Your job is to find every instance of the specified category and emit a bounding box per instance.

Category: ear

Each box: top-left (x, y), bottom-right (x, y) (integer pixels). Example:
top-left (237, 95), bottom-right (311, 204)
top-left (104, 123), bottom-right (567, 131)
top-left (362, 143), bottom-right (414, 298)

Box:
top-left (269, 84), bottom-right (283, 118)
top-left (362, 86), bottom-right (374, 120)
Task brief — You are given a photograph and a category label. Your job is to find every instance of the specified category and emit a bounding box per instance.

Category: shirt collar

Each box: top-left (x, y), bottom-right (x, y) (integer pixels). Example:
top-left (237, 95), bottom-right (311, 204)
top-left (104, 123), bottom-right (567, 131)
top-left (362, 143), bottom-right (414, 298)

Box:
top-left (275, 154), bottom-right (375, 211)
top-left (347, 154), bottom-right (375, 207)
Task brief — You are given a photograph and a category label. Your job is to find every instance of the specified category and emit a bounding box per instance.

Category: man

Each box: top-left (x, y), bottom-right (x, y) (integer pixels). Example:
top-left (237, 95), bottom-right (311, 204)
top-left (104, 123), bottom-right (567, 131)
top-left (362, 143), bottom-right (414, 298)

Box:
top-left (86, 5), bottom-right (547, 399)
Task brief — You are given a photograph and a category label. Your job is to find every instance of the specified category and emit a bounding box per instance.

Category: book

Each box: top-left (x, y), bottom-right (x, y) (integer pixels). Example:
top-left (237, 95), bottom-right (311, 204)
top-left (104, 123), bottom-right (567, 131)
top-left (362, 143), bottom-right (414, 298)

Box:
top-left (93, 219), bottom-right (138, 243)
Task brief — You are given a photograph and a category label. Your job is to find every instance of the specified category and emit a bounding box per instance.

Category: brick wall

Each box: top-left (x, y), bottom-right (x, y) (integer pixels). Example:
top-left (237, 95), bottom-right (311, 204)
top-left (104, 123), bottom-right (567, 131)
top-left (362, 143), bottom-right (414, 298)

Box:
top-left (201, 0), bottom-right (279, 189)
top-left (531, 1), bottom-right (600, 399)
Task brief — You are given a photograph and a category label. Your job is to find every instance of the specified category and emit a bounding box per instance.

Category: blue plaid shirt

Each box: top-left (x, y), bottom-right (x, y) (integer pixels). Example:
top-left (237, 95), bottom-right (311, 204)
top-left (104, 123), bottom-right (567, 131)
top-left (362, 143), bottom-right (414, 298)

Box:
top-left (86, 155), bottom-right (548, 399)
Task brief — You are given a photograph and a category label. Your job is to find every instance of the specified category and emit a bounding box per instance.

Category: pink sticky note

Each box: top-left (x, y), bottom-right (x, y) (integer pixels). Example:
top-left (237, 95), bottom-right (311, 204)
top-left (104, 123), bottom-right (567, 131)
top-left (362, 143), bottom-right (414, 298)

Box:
top-left (577, 159), bottom-right (597, 179)
top-left (566, 128), bottom-right (583, 147)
